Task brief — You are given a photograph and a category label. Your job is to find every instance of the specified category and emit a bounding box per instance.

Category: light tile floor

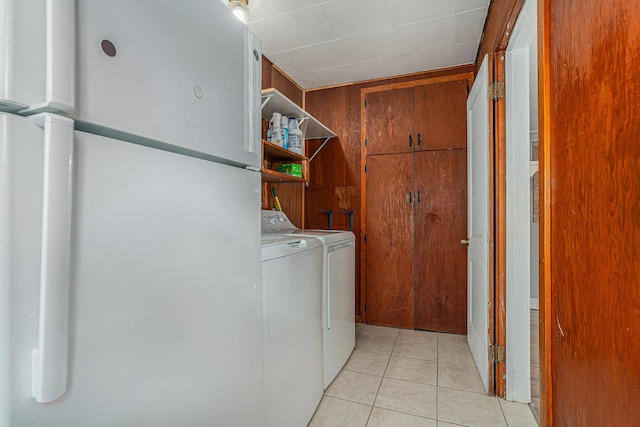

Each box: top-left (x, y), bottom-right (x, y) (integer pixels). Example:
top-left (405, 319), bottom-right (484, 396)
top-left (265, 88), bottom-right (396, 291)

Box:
top-left (308, 324), bottom-right (538, 427)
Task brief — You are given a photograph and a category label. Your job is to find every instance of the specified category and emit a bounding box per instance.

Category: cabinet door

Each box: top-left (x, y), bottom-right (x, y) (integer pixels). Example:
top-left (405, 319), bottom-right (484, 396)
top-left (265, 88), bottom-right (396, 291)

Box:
top-left (364, 88), bottom-right (414, 155)
top-left (365, 153), bottom-right (415, 328)
top-left (414, 80), bottom-right (468, 150)
top-left (414, 149), bottom-right (468, 333)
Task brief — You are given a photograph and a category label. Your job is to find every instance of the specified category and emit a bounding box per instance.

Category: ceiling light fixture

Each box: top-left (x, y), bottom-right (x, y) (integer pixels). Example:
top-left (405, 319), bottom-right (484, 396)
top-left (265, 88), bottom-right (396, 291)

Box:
top-left (228, 0), bottom-right (249, 24)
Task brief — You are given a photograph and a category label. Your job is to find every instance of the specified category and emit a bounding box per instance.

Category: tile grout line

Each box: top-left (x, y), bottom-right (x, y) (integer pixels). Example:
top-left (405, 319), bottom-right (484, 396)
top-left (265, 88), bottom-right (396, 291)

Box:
top-left (364, 327), bottom-right (399, 427)
top-left (497, 397), bottom-right (510, 427)
top-left (436, 332), bottom-right (439, 423)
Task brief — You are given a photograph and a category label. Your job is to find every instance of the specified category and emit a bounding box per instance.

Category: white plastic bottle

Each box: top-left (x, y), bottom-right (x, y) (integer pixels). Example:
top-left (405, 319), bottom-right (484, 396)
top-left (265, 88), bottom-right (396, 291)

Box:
top-left (288, 117), bottom-right (303, 155)
top-left (280, 115), bottom-right (289, 149)
top-left (271, 112), bottom-right (282, 146)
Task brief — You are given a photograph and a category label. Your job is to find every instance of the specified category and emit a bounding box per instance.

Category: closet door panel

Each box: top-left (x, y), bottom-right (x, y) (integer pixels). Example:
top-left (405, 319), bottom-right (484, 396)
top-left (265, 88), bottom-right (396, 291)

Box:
top-left (414, 80), bottom-right (468, 150)
top-left (364, 88), bottom-right (414, 155)
top-left (365, 153), bottom-right (415, 328)
top-left (414, 149), bottom-right (468, 333)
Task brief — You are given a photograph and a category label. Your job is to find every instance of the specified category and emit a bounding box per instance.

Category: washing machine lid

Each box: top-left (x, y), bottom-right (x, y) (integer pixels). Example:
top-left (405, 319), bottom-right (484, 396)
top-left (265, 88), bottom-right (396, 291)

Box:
top-left (261, 233), bottom-right (322, 262)
top-left (283, 229), bottom-right (355, 245)
top-left (261, 210), bottom-right (355, 244)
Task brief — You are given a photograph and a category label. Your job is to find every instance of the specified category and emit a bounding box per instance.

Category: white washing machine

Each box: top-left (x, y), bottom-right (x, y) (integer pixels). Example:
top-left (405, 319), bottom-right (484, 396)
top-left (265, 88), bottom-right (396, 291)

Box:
top-left (261, 233), bottom-right (323, 427)
top-left (262, 210), bottom-right (356, 389)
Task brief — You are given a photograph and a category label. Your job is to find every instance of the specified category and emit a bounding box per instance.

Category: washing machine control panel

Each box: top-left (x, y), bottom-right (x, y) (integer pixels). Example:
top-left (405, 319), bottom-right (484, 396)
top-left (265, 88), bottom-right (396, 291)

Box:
top-left (261, 210), bottom-right (297, 232)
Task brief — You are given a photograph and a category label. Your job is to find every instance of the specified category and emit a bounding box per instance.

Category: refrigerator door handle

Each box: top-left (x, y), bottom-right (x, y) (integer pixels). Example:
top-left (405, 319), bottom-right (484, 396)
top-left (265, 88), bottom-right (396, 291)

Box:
top-left (29, 113), bottom-right (74, 403)
top-left (20, 0), bottom-right (75, 114)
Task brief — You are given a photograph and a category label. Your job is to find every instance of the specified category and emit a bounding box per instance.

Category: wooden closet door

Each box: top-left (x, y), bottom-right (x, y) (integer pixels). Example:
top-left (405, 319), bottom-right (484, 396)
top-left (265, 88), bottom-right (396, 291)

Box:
top-left (414, 80), bottom-right (468, 150)
top-left (414, 149), bottom-right (467, 333)
top-left (365, 153), bottom-right (415, 328)
top-left (364, 88), bottom-right (414, 155)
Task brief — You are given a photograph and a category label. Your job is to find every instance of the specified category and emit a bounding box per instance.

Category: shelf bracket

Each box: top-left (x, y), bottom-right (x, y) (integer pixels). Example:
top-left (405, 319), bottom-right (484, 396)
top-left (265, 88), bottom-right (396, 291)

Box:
top-left (308, 136), bottom-right (332, 162)
top-left (261, 96), bottom-right (273, 110)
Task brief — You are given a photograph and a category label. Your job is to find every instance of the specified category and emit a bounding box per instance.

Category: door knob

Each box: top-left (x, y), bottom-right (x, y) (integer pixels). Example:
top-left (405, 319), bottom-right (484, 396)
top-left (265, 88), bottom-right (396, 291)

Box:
top-left (460, 239), bottom-right (469, 246)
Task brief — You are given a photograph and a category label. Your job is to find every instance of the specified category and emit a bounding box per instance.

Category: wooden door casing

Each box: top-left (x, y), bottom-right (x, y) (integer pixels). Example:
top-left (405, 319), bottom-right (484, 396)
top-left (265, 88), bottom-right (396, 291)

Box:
top-left (414, 149), bottom-right (468, 334)
top-left (365, 153), bottom-right (415, 328)
top-left (542, 0), bottom-right (640, 425)
top-left (414, 80), bottom-right (469, 151)
top-left (364, 88), bottom-right (414, 155)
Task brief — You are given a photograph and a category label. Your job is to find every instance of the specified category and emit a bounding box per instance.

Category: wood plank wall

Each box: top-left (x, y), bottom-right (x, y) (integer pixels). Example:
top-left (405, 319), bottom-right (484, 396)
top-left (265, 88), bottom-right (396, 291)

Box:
top-left (541, 0), bottom-right (640, 424)
top-left (304, 65), bottom-right (475, 320)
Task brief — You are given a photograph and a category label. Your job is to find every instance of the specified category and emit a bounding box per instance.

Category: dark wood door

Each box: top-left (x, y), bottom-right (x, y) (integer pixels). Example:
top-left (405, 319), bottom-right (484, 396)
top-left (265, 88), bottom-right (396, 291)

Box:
top-left (365, 153), bottom-right (415, 328)
top-left (414, 80), bottom-right (468, 150)
top-left (414, 149), bottom-right (468, 333)
top-left (542, 0), bottom-right (640, 425)
top-left (364, 88), bottom-right (414, 155)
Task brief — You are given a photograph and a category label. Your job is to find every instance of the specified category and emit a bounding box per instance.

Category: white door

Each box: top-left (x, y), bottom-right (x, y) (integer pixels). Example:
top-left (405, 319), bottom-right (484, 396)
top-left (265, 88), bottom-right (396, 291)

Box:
top-left (467, 55), bottom-right (491, 392)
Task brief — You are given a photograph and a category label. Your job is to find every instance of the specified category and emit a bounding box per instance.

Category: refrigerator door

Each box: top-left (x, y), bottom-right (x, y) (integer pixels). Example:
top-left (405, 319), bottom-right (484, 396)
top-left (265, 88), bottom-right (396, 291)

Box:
top-left (0, 0), bottom-right (75, 114)
top-left (2, 114), bottom-right (264, 426)
top-left (0, 0), bottom-right (262, 168)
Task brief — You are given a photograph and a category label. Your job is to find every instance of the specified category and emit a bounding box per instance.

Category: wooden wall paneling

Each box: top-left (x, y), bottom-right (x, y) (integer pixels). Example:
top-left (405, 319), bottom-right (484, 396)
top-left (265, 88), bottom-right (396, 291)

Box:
top-left (493, 52), bottom-right (507, 398)
top-left (365, 153), bottom-right (415, 328)
top-left (305, 86), bottom-right (362, 317)
top-left (272, 183), bottom-right (304, 228)
top-left (414, 149), bottom-right (468, 334)
top-left (359, 88), bottom-right (368, 322)
top-left (543, 0), bottom-right (640, 425)
top-left (363, 88), bottom-right (415, 155)
top-left (271, 65), bottom-right (303, 108)
top-left (262, 56), bottom-right (273, 89)
top-left (261, 182), bottom-right (272, 210)
top-left (414, 80), bottom-right (469, 150)
top-left (362, 71), bottom-right (474, 93)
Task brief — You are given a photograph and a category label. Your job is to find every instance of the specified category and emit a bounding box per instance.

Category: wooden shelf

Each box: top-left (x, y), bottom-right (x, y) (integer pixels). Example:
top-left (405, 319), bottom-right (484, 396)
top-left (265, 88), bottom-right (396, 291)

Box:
top-left (263, 139), bottom-right (307, 162)
top-left (261, 140), bottom-right (308, 183)
top-left (261, 168), bottom-right (306, 183)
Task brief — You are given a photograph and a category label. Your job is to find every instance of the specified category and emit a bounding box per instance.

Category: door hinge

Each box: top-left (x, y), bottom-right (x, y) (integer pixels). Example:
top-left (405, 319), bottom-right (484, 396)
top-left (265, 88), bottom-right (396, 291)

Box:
top-left (364, 164), bottom-right (367, 173)
top-left (488, 82), bottom-right (505, 100)
top-left (364, 99), bottom-right (367, 107)
top-left (364, 234), bottom-right (367, 243)
top-left (365, 139), bottom-right (368, 147)
top-left (364, 304), bottom-right (367, 312)
top-left (489, 344), bottom-right (506, 364)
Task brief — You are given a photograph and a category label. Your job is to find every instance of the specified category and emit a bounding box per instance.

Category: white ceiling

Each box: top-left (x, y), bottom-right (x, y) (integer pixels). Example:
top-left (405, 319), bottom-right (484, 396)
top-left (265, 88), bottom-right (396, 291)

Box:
top-left (225, 0), bottom-right (490, 89)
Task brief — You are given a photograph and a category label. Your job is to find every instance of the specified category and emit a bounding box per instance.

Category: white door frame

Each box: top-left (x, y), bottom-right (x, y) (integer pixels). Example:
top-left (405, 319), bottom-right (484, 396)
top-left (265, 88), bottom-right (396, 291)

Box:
top-left (505, 0), bottom-right (537, 402)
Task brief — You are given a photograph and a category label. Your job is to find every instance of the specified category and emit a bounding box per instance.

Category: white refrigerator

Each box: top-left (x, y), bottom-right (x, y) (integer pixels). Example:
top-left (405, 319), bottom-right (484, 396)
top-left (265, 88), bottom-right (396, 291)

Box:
top-left (1, 1), bottom-right (264, 426)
